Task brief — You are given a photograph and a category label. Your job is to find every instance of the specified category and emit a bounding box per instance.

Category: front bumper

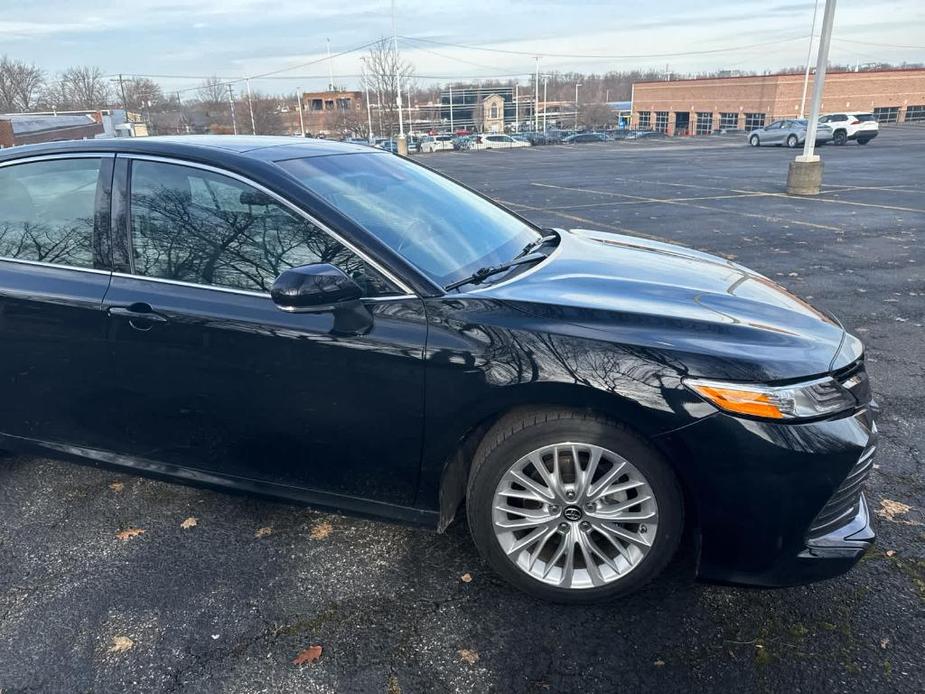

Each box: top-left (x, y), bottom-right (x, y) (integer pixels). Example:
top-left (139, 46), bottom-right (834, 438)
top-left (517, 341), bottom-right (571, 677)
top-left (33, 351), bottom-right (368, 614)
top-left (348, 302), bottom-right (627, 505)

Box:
top-left (658, 405), bottom-right (877, 587)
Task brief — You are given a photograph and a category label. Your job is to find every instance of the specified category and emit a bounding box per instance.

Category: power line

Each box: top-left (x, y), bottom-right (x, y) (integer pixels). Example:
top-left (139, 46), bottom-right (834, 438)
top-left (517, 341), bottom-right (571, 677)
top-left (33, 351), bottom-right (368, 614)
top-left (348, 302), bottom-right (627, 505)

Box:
top-left (833, 37), bottom-right (925, 50)
top-left (399, 34), bottom-right (809, 60)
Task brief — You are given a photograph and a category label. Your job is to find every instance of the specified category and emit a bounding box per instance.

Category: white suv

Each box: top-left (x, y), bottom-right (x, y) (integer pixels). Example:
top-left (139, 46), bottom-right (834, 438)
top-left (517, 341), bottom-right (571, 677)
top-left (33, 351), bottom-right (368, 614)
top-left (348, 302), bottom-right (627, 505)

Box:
top-left (420, 135), bottom-right (455, 153)
top-left (818, 112), bottom-right (879, 145)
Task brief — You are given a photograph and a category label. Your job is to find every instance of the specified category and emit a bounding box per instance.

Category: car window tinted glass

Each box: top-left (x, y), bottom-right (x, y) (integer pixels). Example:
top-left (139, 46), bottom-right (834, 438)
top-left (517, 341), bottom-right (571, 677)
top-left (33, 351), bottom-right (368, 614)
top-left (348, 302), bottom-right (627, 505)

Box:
top-left (0, 158), bottom-right (100, 269)
top-left (129, 160), bottom-right (397, 296)
top-left (277, 153), bottom-right (539, 287)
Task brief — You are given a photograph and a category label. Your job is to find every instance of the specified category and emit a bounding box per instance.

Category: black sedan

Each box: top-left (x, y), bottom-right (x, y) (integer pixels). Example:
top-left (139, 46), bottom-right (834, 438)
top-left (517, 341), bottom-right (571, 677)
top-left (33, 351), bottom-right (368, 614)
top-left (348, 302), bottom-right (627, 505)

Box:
top-left (562, 132), bottom-right (608, 144)
top-left (0, 136), bottom-right (876, 603)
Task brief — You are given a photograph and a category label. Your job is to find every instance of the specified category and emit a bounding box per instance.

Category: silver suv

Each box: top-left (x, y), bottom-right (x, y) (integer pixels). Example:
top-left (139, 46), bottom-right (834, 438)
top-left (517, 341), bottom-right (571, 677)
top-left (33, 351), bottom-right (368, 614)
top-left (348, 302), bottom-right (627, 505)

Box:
top-left (818, 112), bottom-right (879, 145)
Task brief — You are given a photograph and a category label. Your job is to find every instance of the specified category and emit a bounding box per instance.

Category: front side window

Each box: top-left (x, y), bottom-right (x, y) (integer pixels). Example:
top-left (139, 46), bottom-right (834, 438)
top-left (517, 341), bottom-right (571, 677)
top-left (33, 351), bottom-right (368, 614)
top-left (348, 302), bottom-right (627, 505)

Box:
top-left (278, 152), bottom-right (539, 288)
top-left (0, 158), bottom-right (101, 269)
top-left (129, 160), bottom-right (397, 296)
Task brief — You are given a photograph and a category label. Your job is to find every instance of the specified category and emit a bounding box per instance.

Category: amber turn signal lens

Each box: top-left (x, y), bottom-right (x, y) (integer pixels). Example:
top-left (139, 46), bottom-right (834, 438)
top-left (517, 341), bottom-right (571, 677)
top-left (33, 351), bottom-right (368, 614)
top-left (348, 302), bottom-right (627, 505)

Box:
top-left (686, 383), bottom-right (785, 419)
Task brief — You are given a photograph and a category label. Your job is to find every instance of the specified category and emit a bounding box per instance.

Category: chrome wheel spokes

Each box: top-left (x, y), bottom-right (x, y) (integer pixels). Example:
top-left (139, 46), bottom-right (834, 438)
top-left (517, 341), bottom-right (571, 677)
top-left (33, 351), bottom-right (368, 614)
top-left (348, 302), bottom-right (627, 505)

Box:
top-left (492, 442), bottom-right (659, 590)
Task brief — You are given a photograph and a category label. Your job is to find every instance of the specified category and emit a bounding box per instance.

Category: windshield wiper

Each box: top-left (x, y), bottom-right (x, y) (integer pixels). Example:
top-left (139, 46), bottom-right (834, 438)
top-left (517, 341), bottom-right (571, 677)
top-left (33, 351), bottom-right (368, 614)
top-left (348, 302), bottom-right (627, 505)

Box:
top-left (444, 232), bottom-right (559, 292)
top-left (445, 252), bottom-right (547, 291)
top-left (517, 232), bottom-right (558, 259)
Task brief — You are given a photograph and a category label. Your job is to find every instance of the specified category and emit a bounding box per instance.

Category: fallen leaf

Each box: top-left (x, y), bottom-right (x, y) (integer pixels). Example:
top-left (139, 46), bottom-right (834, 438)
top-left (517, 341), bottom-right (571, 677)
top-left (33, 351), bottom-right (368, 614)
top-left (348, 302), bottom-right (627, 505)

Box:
top-left (458, 648), bottom-right (479, 665)
top-left (875, 499), bottom-right (921, 525)
top-left (109, 481), bottom-right (125, 493)
top-left (460, 573), bottom-right (473, 583)
top-left (109, 636), bottom-right (134, 653)
top-left (881, 637), bottom-right (890, 649)
top-left (180, 516), bottom-right (198, 529)
top-left (309, 521), bottom-right (332, 540)
top-left (886, 549), bottom-right (897, 557)
top-left (292, 644), bottom-right (323, 666)
top-left (115, 528), bottom-right (145, 541)
top-left (255, 526), bottom-right (273, 539)
top-left (654, 659), bottom-right (666, 667)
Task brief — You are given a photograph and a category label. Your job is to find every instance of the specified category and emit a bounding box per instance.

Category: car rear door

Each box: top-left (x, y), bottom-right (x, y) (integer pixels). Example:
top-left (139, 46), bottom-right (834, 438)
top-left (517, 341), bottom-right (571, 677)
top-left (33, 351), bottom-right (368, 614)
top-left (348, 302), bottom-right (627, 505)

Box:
top-left (99, 155), bottom-right (427, 505)
top-left (0, 154), bottom-right (115, 451)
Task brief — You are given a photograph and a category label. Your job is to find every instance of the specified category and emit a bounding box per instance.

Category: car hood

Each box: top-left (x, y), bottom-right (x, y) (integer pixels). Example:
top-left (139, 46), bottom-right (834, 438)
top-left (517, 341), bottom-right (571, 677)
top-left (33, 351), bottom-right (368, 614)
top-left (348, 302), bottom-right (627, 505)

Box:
top-left (475, 228), bottom-right (858, 381)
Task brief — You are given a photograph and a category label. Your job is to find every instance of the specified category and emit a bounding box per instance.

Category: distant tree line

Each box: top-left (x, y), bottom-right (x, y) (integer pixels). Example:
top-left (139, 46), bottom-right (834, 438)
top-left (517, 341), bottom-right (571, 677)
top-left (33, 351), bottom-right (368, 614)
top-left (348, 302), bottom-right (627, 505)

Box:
top-left (2, 50), bottom-right (920, 136)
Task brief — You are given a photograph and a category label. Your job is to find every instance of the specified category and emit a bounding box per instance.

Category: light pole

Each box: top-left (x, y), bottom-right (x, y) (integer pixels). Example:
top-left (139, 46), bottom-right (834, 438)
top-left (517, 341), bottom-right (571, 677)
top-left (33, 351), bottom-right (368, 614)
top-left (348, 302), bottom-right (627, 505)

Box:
top-left (799, 0), bottom-right (821, 118)
top-left (534, 57), bottom-right (540, 132)
top-left (245, 78), bottom-right (257, 135)
top-left (543, 75), bottom-right (548, 133)
top-left (575, 82), bottom-right (582, 130)
top-left (361, 58), bottom-right (374, 142)
top-left (787, 0), bottom-right (837, 195)
top-left (297, 88), bottom-right (305, 137)
top-left (391, 0), bottom-right (407, 155)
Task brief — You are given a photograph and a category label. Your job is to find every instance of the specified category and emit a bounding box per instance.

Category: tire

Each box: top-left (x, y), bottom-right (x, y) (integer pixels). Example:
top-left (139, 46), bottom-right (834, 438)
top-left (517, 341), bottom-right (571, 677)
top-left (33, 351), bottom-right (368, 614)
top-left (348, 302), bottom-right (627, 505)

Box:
top-left (749, 134), bottom-right (760, 147)
top-left (466, 408), bottom-right (684, 603)
top-left (786, 134), bottom-right (799, 148)
top-left (858, 138), bottom-right (870, 145)
top-left (833, 130), bottom-right (847, 145)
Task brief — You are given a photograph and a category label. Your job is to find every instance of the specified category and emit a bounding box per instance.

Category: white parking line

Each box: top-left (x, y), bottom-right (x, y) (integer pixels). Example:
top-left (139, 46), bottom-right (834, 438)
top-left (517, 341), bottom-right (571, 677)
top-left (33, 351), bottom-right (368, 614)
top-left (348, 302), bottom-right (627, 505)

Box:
top-left (529, 182), bottom-right (844, 231)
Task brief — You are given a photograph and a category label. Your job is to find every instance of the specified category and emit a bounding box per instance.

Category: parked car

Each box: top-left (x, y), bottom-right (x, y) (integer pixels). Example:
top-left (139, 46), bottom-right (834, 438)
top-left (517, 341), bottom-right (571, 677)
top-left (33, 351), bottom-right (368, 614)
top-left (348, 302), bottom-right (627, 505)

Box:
top-left (747, 119), bottom-right (834, 148)
top-left (469, 134), bottom-right (532, 150)
top-left (0, 136), bottom-right (876, 603)
top-left (420, 135), bottom-right (455, 153)
top-left (818, 112), bottom-right (879, 145)
top-left (562, 132), bottom-right (608, 144)
top-left (624, 130), bottom-right (669, 140)
top-left (376, 138), bottom-right (399, 154)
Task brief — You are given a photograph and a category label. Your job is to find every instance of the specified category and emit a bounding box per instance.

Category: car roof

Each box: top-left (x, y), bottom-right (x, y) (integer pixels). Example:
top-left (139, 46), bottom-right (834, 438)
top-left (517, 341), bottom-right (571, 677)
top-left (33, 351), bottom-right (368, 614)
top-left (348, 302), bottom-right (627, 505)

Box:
top-left (0, 135), bottom-right (379, 165)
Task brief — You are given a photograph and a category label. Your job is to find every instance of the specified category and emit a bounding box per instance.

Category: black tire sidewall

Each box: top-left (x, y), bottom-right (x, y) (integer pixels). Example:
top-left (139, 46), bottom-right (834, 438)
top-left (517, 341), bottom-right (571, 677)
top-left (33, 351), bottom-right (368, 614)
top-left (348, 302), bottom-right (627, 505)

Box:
top-left (466, 414), bottom-right (683, 604)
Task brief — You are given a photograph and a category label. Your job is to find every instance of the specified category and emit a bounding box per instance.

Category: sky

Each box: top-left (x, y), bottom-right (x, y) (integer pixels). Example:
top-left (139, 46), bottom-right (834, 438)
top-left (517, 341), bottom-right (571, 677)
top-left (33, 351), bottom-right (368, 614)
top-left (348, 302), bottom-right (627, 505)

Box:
top-left (1, 0), bottom-right (923, 97)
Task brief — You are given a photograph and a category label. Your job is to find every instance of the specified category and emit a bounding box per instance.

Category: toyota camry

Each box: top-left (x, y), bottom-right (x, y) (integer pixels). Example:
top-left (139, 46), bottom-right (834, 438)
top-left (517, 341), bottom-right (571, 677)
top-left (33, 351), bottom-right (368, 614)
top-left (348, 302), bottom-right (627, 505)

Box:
top-left (0, 136), bottom-right (876, 603)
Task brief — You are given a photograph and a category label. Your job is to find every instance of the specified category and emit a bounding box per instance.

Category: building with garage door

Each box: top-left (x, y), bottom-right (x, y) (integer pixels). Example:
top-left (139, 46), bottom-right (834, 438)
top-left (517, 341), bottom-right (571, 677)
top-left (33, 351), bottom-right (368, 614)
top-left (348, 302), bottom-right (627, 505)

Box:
top-left (631, 68), bottom-right (925, 135)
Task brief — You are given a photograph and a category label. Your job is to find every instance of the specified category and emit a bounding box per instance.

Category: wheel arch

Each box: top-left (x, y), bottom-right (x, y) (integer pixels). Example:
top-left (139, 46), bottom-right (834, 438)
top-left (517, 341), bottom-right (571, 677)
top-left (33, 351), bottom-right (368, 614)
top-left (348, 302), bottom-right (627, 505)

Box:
top-left (432, 383), bottom-right (699, 533)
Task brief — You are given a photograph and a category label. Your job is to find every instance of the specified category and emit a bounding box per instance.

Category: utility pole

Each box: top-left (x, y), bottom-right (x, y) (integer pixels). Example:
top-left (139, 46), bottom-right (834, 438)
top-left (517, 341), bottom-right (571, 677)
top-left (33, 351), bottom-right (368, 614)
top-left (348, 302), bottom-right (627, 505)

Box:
top-left (787, 0), bottom-right (837, 195)
top-left (245, 78), bottom-right (257, 135)
top-left (392, 0), bottom-right (407, 154)
top-left (361, 58), bottom-right (374, 142)
top-left (799, 0), bottom-right (821, 118)
top-left (449, 83), bottom-right (454, 133)
top-left (227, 84), bottom-right (238, 135)
top-left (297, 88), bottom-right (305, 137)
top-left (575, 82), bottom-right (582, 130)
top-left (326, 38), bottom-right (335, 92)
top-left (117, 74), bottom-right (128, 110)
top-left (534, 57), bottom-right (540, 132)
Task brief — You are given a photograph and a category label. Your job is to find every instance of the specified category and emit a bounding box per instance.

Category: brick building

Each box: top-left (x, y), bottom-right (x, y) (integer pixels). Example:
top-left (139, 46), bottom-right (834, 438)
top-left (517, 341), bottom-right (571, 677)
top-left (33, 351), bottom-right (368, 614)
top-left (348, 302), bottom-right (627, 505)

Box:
top-left (298, 90), bottom-right (366, 136)
top-left (631, 68), bottom-right (925, 135)
top-left (0, 113), bottom-right (105, 148)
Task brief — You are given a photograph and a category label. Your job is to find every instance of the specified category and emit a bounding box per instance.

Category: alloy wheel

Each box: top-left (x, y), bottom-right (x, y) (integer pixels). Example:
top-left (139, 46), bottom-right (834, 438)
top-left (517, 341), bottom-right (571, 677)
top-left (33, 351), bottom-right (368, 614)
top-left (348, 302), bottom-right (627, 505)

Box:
top-left (492, 442), bottom-right (659, 590)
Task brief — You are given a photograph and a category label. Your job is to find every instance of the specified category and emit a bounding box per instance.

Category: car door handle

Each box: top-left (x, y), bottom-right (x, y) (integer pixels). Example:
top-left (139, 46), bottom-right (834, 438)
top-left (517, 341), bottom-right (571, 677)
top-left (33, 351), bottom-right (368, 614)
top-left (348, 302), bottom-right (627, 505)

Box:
top-left (108, 304), bottom-right (168, 330)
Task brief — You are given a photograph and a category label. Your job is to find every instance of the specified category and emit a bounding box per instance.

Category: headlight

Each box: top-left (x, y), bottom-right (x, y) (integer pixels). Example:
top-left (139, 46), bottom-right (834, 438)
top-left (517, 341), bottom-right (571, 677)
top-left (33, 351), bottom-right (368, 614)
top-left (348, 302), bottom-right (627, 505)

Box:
top-left (685, 376), bottom-right (856, 421)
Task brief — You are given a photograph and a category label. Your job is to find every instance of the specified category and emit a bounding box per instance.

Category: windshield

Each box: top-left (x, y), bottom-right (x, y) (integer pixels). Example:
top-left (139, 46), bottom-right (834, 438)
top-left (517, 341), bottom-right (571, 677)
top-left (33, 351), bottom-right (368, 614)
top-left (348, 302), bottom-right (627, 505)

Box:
top-left (278, 152), bottom-right (540, 287)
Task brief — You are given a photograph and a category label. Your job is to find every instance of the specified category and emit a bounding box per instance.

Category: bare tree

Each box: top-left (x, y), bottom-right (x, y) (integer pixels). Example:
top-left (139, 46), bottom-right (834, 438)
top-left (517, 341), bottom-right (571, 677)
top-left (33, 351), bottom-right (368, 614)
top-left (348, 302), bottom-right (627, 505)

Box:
top-left (122, 77), bottom-right (164, 111)
top-left (579, 103), bottom-right (616, 129)
top-left (0, 56), bottom-right (45, 112)
top-left (246, 92), bottom-right (283, 135)
top-left (360, 38), bottom-right (415, 136)
top-left (57, 66), bottom-right (111, 109)
top-left (197, 76), bottom-right (228, 107)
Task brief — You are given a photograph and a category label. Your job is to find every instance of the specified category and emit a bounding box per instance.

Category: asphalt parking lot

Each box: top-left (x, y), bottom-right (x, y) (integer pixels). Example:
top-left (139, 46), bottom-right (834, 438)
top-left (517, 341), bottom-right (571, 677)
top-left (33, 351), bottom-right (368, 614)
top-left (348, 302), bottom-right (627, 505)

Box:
top-left (1, 128), bottom-right (923, 693)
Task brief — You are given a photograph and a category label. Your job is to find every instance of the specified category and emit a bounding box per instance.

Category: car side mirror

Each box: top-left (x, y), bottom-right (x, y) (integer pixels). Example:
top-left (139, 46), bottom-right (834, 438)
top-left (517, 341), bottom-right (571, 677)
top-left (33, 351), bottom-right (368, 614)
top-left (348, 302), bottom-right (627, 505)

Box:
top-left (270, 263), bottom-right (363, 312)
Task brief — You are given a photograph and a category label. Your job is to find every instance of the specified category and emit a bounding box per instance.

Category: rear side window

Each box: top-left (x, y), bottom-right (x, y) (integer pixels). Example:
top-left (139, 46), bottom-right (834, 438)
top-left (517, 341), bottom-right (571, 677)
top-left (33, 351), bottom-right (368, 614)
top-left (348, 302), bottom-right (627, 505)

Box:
top-left (855, 113), bottom-right (876, 122)
top-left (128, 160), bottom-right (398, 296)
top-left (0, 158), bottom-right (102, 269)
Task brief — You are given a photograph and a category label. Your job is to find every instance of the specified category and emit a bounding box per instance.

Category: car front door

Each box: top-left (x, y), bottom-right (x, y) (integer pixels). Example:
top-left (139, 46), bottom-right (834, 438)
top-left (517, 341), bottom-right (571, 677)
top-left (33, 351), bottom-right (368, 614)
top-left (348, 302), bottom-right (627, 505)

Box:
top-left (763, 121), bottom-right (784, 144)
top-left (0, 154), bottom-right (115, 451)
top-left (99, 156), bottom-right (427, 506)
